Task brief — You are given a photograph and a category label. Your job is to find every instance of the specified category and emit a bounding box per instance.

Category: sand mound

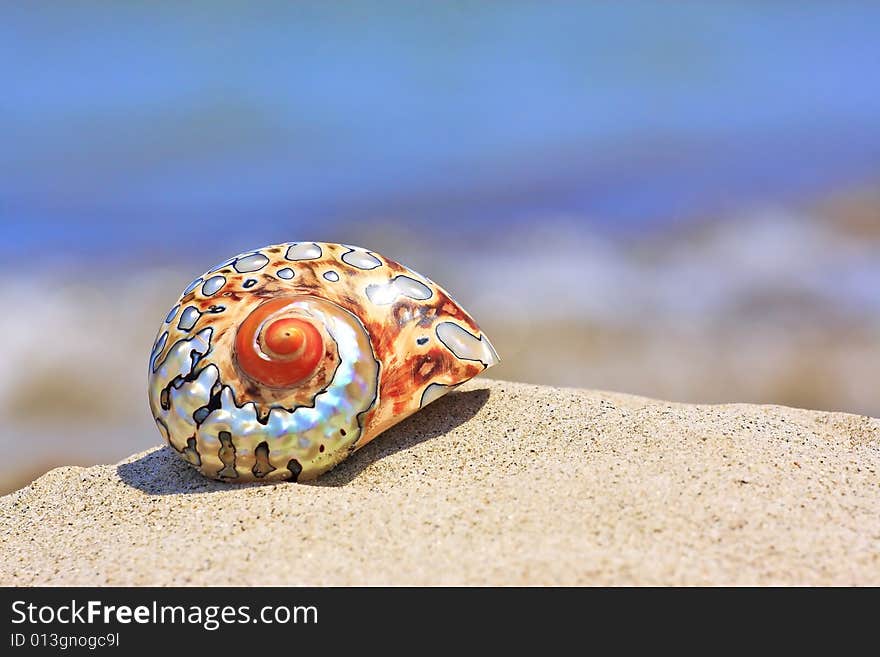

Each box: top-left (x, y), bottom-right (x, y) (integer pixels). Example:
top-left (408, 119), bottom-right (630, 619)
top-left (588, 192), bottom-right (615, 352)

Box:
top-left (1, 379), bottom-right (878, 585)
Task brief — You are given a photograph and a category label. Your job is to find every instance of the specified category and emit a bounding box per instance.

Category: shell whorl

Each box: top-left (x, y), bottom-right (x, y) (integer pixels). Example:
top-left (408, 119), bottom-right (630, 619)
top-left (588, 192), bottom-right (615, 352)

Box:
top-left (235, 297), bottom-right (326, 388)
top-left (147, 242), bottom-right (499, 482)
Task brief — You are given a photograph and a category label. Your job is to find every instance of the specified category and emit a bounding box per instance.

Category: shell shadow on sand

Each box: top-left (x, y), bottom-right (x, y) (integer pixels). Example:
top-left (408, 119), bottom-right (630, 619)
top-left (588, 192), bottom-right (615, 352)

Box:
top-left (117, 386), bottom-right (490, 495)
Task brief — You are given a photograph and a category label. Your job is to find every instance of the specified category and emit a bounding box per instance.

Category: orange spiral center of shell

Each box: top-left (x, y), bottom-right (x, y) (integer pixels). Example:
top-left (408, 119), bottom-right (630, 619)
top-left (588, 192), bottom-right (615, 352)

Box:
top-left (235, 298), bottom-right (324, 388)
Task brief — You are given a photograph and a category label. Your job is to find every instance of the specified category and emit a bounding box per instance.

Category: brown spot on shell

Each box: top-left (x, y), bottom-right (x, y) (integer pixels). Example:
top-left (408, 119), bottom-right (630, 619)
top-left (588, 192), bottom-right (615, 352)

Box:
top-left (393, 303), bottom-right (410, 325)
top-left (217, 431), bottom-right (238, 479)
top-left (287, 459), bottom-right (303, 482)
top-left (182, 437), bottom-right (201, 466)
top-left (384, 260), bottom-right (408, 275)
top-left (378, 346), bottom-right (466, 414)
top-left (252, 441), bottom-right (276, 478)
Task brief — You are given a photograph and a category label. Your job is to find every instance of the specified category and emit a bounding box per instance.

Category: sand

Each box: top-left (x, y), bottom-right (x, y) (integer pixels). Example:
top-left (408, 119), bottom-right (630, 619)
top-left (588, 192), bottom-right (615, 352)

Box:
top-left (1, 379), bottom-right (878, 586)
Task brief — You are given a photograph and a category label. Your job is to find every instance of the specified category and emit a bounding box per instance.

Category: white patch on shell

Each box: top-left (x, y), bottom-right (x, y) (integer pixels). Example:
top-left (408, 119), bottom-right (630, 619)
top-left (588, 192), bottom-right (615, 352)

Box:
top-left (208, 256), bottom-right (236, 272)
top-left (149, 332), bottom-right (169, 370)
top-left (151, 327), bottom-right (211, 377)
top-left (165, 305), bottom-right (180, 323)
top-left (149, 326), bottom-right (212, 388)
top-left (341, 247), bottom-right (382, 270)
top-left (435, 322), bottom-right (500, 367)
top-left (177, 306), bottom-right (202, 331)
top-left (366, 275), bottom-right (433, 305)
top-left (165, 365), bottom-right (219, 452)
top-left (182, 277), bottom-right (203, 295)
top-left (285, 243), bottom-right (322, 261)
top-left (323, 271), bottom-right (340, 282)
top-left (277, 267), bottom-right (295, 280)
top-left (148, 329), bottom-right (215, 448)
top-left (420, 382), bottom-right (450, 407)
top-left (202, 275), bottom-right (226, 296)
top-left (234, 253), bottom-right (269, 273)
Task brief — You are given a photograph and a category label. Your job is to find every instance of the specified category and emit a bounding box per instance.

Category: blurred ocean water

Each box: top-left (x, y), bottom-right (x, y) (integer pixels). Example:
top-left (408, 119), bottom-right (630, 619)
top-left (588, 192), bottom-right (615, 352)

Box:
top-left (2, 3), bottom-right (880, 491)
top-left (3, 3), bottom-right (880, 256)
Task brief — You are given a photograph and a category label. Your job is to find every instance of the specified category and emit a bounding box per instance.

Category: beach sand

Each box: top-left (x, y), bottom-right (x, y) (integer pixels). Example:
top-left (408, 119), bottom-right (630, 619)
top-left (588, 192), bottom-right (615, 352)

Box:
top-left (1, 379), bottom-right (878, 586)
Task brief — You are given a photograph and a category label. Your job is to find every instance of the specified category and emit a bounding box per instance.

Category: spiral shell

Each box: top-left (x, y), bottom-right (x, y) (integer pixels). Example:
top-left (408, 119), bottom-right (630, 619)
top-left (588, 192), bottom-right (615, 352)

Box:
top-left (148, 242), bottom-right (499, 482)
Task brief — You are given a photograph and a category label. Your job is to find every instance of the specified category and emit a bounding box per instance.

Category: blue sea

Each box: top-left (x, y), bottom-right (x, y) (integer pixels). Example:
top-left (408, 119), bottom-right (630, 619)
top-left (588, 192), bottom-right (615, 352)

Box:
top-left (2, 3), bottom-right (880, 261)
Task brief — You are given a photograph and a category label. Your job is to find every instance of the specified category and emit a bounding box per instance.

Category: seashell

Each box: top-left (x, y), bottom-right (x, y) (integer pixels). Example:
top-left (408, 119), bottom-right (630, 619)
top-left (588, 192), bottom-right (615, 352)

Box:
top-left (148, 242), bottom-right (499, 482)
